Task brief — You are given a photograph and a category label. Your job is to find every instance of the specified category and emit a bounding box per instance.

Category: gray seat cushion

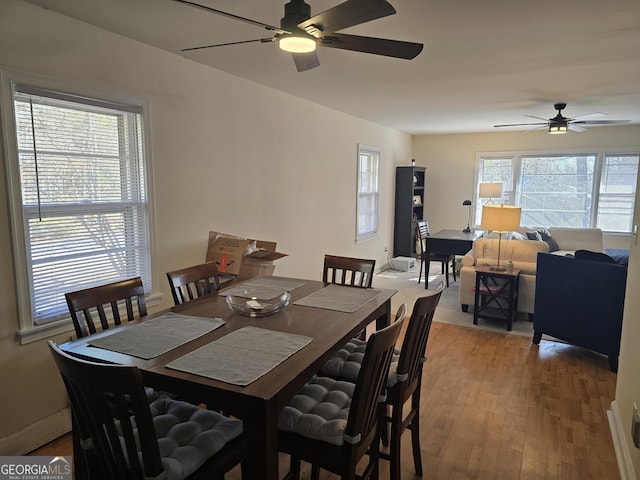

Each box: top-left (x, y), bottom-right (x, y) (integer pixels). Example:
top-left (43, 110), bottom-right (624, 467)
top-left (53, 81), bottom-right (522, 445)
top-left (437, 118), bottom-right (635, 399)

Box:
top-left (321, 337), bottom-right (401, 386)
top-left (135, 397), bottom-right (243, 480)
top-left (278, 375), bottom-right (353, 446)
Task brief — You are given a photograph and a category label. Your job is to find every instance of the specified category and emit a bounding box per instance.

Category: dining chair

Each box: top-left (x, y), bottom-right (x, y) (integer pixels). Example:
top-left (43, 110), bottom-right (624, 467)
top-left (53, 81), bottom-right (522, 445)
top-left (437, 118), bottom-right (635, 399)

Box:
top-left (65, 277), bottom-right (147, 339)
top-left (416, 220), bottom-right (456, 287)
top-left (323, 254), bottom-right (376, 288)
top-left (277, 316), bottom-right (404, 480)
top-left (318, 284), bottom-right (445, 480)
top-left (48, 340), bottom-right (248, 480)
top-left (166, 261), bottom-right (236, 306)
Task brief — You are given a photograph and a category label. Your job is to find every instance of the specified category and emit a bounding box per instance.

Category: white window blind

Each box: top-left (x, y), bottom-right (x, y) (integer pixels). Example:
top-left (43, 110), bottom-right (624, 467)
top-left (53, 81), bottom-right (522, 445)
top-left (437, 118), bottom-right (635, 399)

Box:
top-left (357, 145), bottom-right (380, 240)
top-left (10, 84), bottom-right (151, 326)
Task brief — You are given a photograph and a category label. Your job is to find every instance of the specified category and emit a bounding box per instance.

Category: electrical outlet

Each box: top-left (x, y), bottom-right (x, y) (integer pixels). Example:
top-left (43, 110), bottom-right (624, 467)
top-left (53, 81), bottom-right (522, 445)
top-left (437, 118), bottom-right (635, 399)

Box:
top-left (632, 403), bottom-right (640, 448)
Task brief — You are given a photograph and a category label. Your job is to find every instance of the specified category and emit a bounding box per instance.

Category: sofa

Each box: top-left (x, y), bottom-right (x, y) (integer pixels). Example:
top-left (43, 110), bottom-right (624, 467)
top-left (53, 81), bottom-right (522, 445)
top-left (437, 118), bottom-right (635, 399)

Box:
top-left (532, 252), bottom-right (627, 371)
top-left (458, 227), bottom-right (604, 317)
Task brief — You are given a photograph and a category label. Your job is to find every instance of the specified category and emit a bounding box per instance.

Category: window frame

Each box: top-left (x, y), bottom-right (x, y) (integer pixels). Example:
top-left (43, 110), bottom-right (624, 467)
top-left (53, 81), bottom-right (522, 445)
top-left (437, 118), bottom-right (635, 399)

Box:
top-left (474, 148), bottom-right (638, 234)
top-left (0, 69), bottom-right (158, 344)
top-left (356, 144), bottom-right (380, 242)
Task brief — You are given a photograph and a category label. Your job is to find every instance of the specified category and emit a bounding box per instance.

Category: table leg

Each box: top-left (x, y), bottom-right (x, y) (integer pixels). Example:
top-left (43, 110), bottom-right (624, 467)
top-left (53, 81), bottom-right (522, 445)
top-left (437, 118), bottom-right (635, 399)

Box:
top-left (506, 277), bottom-right (514, 331)
top-left (243, 403), bottom-right (280, 479)
top-left (375, 300), bottom-right (392, 330)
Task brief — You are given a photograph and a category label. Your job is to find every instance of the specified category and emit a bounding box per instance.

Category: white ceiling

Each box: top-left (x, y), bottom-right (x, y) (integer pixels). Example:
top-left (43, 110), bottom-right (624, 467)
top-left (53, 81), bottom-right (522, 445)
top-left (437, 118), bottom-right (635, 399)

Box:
top-left (25, 0), bottom-right (640, 135)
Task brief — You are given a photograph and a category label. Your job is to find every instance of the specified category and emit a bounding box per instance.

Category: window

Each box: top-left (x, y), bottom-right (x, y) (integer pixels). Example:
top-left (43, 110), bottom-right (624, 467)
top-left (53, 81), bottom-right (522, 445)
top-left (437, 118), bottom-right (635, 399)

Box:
top-left (597, 154), bottom-right (639, 233)
top-left (517, 154), bottom-right (596, 227)
top-left (474, 150), bottom-right (638, 233)
top-left (475, 155), bottom-right (513, 220)
top-left (1, 71), bottom-right (153, 341)
top-left (356, 145), bottom-right (380, 241)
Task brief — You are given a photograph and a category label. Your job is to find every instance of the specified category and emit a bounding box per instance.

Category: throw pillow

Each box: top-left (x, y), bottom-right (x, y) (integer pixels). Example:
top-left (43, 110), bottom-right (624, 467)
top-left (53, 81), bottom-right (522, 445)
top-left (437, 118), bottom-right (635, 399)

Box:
top-left (526, 230), bottom-right (542, 241)
top-left (536, 228), bottom-right (560, 252)
top-left (605, 248), bottom-right (630, 266)
top-left (510, 231), bottom-right (527, 240)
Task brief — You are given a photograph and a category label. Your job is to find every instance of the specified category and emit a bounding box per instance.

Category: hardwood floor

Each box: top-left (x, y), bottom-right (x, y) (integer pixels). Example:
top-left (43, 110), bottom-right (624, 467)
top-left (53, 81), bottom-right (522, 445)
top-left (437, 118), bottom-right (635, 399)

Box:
top-left (30, 321), bottom-right (620, 479)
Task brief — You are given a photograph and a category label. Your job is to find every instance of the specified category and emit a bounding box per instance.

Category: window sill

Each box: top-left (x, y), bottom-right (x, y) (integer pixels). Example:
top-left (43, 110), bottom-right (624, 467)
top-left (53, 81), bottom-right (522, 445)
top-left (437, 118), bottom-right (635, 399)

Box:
top-left (355, 232), bottom-right (379, 244)
top-left (17, 291), bottom-right (164, 345)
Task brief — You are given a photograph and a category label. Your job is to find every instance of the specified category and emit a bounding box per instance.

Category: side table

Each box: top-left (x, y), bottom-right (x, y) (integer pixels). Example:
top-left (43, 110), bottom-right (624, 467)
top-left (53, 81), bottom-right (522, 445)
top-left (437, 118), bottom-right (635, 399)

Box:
top-left (473, 266), bottom-right (520, 331)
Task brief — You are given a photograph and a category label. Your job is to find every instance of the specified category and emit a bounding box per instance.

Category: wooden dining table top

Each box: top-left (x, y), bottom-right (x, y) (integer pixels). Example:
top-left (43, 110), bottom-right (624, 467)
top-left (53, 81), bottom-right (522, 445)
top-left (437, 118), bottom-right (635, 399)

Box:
top-left (58, 275), bottom-right (397, 480)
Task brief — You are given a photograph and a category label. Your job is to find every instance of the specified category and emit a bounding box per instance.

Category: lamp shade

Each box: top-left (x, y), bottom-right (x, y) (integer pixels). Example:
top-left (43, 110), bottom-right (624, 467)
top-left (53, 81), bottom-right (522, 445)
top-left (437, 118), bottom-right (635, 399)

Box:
top-left (479, 182), bottom-right (503, 199)
top-left (481, 205), bottom-right (521, 232)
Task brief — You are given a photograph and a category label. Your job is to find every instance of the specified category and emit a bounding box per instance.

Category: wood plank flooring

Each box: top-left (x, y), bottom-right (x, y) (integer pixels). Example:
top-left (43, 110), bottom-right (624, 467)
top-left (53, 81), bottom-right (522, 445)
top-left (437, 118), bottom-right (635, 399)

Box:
top-left (29, 321), bottom-right (620, 479)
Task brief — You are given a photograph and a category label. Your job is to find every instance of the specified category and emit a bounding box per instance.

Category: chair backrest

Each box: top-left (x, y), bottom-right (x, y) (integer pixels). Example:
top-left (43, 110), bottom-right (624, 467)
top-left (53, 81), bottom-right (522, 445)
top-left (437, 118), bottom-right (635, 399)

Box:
top-left (48, 341), bottom-right (163, 480)
top-left (322, 255), bottom-right (376, 288)
top-left (65, 277), bottom-right (147, 339)
top-left (396, 286), bottom-right (444, 387)
top-left (416, 221), bottom-right (430, 256)
top-left (345, 317), bottom-right (404, 447)
top-left (166, 261), bottom-right (224, 306)
top-left (417, 220), bottom-right (430, 239)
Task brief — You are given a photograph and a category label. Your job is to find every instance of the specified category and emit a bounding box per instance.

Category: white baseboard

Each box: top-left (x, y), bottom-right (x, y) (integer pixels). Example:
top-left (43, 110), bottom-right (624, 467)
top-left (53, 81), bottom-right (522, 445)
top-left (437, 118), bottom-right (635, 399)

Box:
top-left (0, 408), bottom-right (71, 455)
top-left (609, 400), bottom-right (637, 480)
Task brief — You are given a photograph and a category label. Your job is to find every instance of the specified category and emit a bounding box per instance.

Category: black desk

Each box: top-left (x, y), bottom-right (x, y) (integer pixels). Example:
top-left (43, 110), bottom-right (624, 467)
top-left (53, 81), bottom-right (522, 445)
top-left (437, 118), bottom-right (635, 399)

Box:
top-left (421, 229), bottom-right (483, 290)
top-left (426, 229), bottom-right (483, 257)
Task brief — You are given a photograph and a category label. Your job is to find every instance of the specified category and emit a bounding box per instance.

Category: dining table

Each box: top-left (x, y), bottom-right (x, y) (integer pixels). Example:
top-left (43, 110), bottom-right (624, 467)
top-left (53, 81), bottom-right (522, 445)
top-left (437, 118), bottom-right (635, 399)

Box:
top-left (58, 276), bottom-right (396, 480)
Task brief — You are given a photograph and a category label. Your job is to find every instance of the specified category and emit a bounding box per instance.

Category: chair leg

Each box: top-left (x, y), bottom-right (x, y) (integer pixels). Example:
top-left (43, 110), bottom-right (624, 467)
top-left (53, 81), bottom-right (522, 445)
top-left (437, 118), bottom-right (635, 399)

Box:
top-left (410, 389), bottom-right (423, 476)
top-left (444, 261), bottom-right (449, 287)
top-left (418, 259), bottom-right (423, 284)
top-left (389, 403), bottom-right (403, 480)
top-left (284, 455), bottom-right (301, 480)
top-left (452, 258), bottom-right (457, 282)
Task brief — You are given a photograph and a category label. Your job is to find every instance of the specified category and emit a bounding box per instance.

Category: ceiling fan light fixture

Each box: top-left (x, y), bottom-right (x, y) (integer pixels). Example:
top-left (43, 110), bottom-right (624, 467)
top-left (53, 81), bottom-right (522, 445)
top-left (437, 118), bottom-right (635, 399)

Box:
top-left (279, 35), bottom-right (316, 53)
top-left (548, 124), bottom-right (568, 135)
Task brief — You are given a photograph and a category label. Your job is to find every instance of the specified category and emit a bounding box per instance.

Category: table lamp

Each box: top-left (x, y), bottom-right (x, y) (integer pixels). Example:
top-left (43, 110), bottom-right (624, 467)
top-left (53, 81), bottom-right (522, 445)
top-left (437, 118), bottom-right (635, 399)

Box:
top-left (480, 204), bottom-right (521, 271)
top-left (462, 200), bottom-right (472, 233)
top-left (479, 182), bottom-right (503, 205)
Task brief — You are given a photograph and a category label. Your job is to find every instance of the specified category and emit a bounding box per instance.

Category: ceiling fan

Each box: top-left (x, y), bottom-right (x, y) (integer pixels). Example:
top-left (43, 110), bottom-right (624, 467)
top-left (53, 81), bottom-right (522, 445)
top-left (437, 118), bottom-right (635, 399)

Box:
top-left (172, 0), bottom-right (423, 72)
top-left (494, 103), bottom-right (631, 134)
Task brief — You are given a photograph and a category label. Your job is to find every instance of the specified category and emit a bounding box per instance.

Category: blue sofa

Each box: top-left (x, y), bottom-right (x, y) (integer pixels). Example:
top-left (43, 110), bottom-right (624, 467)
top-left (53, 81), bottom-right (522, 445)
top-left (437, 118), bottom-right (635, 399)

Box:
top-left (532, 252), bottom-right (627, 372)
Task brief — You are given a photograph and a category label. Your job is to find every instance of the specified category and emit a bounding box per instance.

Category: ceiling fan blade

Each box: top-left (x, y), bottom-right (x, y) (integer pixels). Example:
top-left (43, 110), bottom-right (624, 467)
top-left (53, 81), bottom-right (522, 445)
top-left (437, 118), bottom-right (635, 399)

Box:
top-left (572, 119), bottom-right (631, 125)
top-left (523, 125), bottom-right (548, 133)
top-left (568, 124), bottom-right (586, 132)
top-left (319, 33), bottom-right (423, 59)
top-left (292, 51), bottom-right (321, 72)
top-left (569, 112), bottom-right (605, 121)
top-left (171, 0), bottom-right (289, 35)
top-left (494, 122), bottom-right (548, 127)
top-left (524, 115), bottom-right (551, 121)
top-left (181, 37), bottom-right (276, 52)
top-left (299, 0), bottom-right (396, 37)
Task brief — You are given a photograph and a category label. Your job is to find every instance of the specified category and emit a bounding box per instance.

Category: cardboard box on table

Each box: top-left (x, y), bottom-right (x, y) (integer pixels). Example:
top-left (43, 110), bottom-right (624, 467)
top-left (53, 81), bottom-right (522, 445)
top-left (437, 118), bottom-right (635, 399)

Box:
top-left (205, 231), bottom-right (287, 281)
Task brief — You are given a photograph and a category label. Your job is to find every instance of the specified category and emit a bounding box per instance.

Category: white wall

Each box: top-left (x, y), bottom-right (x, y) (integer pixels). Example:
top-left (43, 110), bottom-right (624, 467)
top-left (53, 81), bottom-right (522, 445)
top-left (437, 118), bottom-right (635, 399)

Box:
top-left (0, 0), bottom-right (411, 452)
